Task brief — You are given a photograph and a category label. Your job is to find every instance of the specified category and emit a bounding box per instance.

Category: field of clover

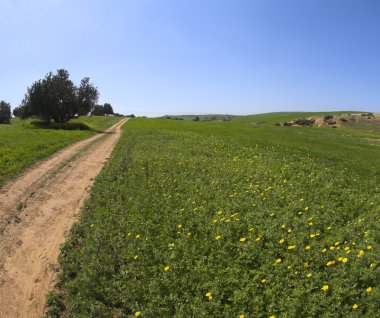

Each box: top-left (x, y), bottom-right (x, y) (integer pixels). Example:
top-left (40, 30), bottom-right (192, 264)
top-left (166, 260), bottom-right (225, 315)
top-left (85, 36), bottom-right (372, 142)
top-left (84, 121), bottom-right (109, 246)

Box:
top-left (52, 115), bottom-right (380, 318)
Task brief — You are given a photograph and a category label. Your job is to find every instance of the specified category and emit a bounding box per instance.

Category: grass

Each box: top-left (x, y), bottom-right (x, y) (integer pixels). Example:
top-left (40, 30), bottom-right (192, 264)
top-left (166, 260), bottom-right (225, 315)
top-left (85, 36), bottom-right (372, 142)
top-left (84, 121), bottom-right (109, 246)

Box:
top-left (54, 112), bottom-right (380, 317)
top-left (0, 116), bottom-right (122, 187)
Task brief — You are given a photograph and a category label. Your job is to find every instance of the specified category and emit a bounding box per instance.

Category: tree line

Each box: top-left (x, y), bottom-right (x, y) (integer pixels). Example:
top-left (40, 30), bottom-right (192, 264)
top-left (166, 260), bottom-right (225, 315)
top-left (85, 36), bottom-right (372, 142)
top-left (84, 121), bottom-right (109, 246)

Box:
top-left (1, 69), bottom-right (122, 124)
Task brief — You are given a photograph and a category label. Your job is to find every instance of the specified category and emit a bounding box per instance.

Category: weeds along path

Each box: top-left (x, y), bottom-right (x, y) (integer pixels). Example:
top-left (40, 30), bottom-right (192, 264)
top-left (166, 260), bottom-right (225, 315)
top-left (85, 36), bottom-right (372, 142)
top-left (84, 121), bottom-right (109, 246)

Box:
top-left (0, 118), bottom-right (128, 318)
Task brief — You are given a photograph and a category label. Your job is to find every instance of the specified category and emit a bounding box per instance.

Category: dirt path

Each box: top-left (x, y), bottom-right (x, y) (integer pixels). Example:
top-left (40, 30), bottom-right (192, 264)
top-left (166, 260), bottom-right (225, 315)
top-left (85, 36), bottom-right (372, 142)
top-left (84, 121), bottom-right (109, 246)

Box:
top-left (0, 118), bottom-right (128, 318)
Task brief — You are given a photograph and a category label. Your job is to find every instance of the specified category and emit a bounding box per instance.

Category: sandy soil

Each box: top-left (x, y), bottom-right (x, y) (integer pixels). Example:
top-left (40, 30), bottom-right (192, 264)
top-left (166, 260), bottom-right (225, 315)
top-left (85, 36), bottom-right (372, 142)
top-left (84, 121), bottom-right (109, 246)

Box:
top-left (0, 118), bottom-right (128, 318)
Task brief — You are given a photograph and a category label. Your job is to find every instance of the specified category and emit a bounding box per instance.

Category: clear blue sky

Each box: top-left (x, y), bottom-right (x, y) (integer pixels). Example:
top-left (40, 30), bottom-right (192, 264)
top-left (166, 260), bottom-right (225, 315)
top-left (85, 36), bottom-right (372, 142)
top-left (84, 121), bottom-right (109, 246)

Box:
top-left (1, 0), bottom-right (379, 116)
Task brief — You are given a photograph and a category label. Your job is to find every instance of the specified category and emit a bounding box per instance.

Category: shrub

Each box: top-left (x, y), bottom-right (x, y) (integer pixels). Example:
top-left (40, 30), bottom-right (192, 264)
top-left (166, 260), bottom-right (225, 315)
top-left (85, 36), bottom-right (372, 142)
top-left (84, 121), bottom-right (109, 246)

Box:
top-left (31, 121), bottom-right (91, 130)
top-left (294, 118), bottom-right (315, 126)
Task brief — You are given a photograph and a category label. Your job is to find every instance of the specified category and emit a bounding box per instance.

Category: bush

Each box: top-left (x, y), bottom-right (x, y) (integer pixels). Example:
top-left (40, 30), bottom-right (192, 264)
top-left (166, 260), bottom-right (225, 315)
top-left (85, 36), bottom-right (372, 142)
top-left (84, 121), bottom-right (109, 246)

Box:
top-left (283, 122), bottom-right (293, 126)
top-left (30, 121), bottom-right (91, 130)
top-left (294, 118), bottom-right (315, 126)
top-left (0, 100), bottom-right (11, 124)
top-left (274, 123), bottom-right (281, 126)
top-left (340, 118), bottom-right (348, 122)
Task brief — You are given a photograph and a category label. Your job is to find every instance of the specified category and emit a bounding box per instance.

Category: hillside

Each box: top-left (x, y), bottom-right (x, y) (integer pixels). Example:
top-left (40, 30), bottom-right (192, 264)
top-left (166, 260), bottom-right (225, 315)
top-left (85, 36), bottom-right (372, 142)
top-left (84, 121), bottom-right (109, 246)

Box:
top-left (52, 113), bottom-right (380, 317)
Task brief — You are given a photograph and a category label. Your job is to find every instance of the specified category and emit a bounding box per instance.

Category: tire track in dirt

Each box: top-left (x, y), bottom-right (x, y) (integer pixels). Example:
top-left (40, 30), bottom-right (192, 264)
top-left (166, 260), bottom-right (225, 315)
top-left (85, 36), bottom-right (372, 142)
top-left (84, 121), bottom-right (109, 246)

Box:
top-left (0, 118), bottom-right (128, 318)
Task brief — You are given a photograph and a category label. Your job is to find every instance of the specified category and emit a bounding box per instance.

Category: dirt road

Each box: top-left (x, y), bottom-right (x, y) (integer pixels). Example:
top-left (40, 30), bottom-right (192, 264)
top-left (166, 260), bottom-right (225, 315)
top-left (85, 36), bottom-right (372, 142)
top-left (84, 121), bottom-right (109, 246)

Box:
top-left (0, 118), bottom-right (128, 317)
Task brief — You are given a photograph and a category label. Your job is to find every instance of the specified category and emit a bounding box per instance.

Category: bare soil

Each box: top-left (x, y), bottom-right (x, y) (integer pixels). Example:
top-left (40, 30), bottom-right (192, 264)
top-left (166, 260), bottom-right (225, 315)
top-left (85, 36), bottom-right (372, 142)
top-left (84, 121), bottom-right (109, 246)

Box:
top-left (0, 118), bottom-right (128, 318)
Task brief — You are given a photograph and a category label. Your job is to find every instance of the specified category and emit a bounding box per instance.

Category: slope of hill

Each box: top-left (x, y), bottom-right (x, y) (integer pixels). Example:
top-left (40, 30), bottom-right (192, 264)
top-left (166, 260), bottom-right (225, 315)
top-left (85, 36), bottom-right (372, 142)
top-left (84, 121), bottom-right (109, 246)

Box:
top-left (52, 113), bottom-right (380, 317)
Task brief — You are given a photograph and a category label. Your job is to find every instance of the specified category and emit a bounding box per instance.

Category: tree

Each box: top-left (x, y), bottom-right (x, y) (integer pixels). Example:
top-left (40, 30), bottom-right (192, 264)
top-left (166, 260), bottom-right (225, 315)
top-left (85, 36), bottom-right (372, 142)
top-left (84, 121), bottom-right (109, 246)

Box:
top-left (103, 103), bottom-right (114, 115)
top-left (19, 69), bottom-right (99, 122)
top-left (0, 100), bottom-right (11, 124)
top-left (77, 77), bottom-right (99, 116)
top-left (90, 103), bottom-right (114, 116)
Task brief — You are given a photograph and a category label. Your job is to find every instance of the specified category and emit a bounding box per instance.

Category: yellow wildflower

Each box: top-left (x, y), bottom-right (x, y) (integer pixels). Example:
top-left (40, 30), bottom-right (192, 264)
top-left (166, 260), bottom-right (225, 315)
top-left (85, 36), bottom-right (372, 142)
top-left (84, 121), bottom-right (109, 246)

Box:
top-left (322, 285), bottom-right (329, 291)
top-left (307, 273), bottom-right (312, 277)
top-left (215, 235), bottom-right (221, 240)
top-left (305, 245), bottom-right (311, 250)
top-left (279, 238), bottom-right (285, 244)
top-left (136, 234), bottom-right (141, 239)
top-left (239, 237), bottom-right (246, 242)
top-left (261, 278), bottom-right (267, 283)
top-left (326, 261), bottom-right (335, 266)
top-left (366, 287), bottom-right (372, 293)
top-left (288, 245), bottom-right (296, 250)
top-left (358, 250), bottom-right (365, 257)
top-left (342, 257), bottom-right (348, 263)
top-left (135, 312), bottom-right (141, 317)
top-left (276, 258), bottom-right (282, 264)
top-left (205, 292), bottom-right (213, 300)
top-left (352, 304), bottom-right (358, 309)
top-left (164, 266), bottom-right (170, 272)
top-left (367, 245), bottom-right (372, 250)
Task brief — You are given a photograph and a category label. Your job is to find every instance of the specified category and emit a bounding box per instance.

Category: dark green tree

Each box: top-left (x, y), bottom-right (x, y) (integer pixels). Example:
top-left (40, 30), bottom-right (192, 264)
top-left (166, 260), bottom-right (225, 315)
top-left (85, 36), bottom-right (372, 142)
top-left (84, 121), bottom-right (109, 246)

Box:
top-left (90, 103), bottom-right (114, 116)
top-left (103, 103), bottom-right (114, 115)
top-left (19, 69), bottom-right (99, 122)
top-left (0, 100), bottom-right (11, 124)
top-left (77, 77), bottom-right (99, 116)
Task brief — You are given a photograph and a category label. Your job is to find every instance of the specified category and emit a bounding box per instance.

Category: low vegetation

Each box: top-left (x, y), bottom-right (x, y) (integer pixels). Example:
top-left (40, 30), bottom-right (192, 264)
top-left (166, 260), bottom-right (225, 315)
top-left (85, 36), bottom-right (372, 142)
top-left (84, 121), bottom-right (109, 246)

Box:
top-left (53, 113), bottom-right (380, 317)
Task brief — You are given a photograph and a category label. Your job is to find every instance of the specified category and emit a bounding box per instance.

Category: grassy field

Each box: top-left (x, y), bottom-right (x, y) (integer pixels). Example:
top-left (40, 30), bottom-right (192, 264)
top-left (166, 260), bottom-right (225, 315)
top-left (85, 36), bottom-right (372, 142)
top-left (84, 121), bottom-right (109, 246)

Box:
top-left (53, 113), bottom-right (379, 317)
top-left (0, 116), bottom-right (121, 187)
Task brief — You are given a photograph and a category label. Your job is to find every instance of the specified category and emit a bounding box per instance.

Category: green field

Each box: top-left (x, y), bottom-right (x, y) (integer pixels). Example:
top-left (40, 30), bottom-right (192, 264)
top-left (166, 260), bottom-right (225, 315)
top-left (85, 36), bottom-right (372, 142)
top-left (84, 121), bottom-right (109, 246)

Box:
top-left (53, 113), bottom-right (379, 317)
top-left (0, 116), bottom-right (121, 187)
